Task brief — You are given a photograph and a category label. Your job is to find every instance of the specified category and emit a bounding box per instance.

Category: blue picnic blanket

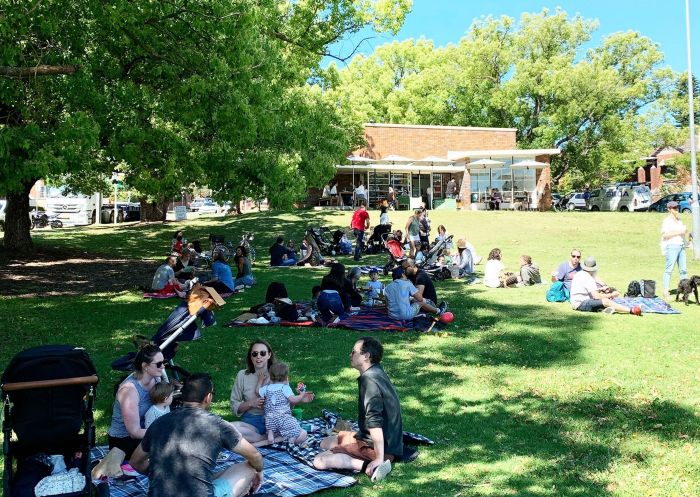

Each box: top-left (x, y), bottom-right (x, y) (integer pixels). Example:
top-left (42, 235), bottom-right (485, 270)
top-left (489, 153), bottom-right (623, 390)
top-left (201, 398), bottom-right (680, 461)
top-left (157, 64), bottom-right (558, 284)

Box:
top-left (612, 296), bottom-right (680, 314)
top-left (90, 445), bottom-right (355, 497)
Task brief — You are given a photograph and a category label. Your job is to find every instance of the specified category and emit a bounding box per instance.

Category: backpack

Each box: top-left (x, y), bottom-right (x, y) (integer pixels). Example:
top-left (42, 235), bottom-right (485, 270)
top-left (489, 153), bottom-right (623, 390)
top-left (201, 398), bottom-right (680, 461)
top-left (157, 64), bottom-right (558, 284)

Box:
top-left (546, 280), bottom-right (569, 302)
top-left (625, 280), bottom-right (656, 298)
top-left (625, 280), bottom-right (641, 297)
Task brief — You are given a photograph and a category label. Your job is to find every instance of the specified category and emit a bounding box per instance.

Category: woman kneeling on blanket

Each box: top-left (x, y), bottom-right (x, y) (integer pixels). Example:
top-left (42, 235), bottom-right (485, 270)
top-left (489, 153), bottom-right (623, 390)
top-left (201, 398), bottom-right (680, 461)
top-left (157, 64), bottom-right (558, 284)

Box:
top-left (230, 339), bottom-right (313, 443)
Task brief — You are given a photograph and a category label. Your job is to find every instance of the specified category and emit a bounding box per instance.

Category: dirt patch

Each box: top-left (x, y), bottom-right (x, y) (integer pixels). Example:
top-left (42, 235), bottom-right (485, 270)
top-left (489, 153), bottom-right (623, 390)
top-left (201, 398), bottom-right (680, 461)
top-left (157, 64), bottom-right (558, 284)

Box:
top-left (0, 248), bottom-right (157, 298)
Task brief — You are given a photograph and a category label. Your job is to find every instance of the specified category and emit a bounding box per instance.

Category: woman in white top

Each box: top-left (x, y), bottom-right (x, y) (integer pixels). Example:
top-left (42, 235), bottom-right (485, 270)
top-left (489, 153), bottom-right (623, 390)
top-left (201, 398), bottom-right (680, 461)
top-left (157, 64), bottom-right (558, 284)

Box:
top-left (483, 248), bottom-right (506, 288)
top-left (660, 200), bottom-right (688, 299)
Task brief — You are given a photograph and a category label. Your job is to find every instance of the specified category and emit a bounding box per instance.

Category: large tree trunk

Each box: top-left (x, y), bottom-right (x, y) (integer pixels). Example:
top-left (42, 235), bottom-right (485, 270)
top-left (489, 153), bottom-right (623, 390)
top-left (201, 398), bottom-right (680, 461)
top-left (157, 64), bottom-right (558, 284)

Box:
top-left (140, 198), bottom-right (169, 222)
top-left (3, 180), bottom-right (35, 252)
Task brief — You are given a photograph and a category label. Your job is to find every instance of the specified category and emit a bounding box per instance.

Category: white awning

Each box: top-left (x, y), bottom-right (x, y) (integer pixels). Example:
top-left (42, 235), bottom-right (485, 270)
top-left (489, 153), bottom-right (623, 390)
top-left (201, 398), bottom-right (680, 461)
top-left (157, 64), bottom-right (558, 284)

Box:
top-left (448, 148), bottom-right (560, 161)
top-left (335, 164), bottom-right (465, 174)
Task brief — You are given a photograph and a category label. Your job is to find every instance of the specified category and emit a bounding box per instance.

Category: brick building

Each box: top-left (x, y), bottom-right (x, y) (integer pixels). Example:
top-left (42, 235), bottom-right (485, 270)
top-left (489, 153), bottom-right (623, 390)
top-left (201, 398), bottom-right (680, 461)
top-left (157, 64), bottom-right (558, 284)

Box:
top-left (325, 123), bottom-right (559, 210)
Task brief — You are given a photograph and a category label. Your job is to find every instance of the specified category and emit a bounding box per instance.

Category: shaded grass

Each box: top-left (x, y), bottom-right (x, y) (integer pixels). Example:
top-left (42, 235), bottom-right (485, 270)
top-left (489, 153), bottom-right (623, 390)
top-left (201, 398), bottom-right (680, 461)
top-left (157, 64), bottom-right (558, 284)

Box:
top-left (2, 209), bottom-right (700, 496)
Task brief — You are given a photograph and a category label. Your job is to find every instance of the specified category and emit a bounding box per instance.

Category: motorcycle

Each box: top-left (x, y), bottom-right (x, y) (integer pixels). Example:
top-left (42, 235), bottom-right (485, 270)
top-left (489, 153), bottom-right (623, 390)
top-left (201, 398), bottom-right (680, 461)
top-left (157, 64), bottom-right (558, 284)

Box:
top-left (239, 232), bottom-right (256, 262)
top-left (30, 211), bottom-right (63, 229)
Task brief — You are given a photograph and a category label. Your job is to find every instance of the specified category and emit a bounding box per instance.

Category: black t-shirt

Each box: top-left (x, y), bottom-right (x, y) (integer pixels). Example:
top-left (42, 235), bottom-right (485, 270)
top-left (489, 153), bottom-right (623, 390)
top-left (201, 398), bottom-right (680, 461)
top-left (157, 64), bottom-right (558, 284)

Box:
top-left (269, 244), bottom-right (288, 266)
top-left (414, 270), bottom-right (437, 304)
top-left (141, 406), bottom-right (242, 497)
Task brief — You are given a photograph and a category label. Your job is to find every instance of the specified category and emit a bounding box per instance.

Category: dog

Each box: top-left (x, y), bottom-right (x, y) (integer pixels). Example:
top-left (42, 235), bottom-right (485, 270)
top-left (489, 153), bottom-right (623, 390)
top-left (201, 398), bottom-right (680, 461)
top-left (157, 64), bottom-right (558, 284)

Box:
top-left (676, 275), bottom-right (700, 305)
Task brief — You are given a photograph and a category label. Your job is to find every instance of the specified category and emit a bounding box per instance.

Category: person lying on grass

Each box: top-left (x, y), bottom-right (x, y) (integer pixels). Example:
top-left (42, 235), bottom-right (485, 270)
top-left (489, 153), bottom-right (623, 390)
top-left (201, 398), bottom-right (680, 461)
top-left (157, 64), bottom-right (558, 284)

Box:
top-left (570, 256), bottom-right (642, 316)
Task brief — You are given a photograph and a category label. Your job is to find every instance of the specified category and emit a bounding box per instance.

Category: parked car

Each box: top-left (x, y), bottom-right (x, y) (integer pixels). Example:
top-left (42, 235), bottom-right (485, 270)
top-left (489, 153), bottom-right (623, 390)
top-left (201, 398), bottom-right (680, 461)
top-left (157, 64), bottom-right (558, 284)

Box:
top-left (196, 199), bottom-right (221, 214)
top-left (648, 192), bottom-right (698, 213)
top-left (588, 184), bottom-right (652, 212)
top-left (189, 198), bottom-right (208, 211)
top-left (561, 192), bottom-right (589, 211)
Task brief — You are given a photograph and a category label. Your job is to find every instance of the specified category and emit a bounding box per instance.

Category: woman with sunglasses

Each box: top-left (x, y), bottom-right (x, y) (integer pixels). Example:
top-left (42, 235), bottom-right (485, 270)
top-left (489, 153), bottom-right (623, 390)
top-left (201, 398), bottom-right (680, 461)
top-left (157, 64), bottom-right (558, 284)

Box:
top-left (108, 344), bottom-right (165, 459)
top-left (229, 340), bottom-right (276, 443)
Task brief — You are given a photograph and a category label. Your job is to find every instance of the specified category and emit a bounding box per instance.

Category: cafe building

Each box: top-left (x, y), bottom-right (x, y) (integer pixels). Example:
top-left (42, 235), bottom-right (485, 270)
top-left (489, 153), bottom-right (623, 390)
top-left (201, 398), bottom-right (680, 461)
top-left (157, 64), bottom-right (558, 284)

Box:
top-left (320, 123), bottom-right (560, 210)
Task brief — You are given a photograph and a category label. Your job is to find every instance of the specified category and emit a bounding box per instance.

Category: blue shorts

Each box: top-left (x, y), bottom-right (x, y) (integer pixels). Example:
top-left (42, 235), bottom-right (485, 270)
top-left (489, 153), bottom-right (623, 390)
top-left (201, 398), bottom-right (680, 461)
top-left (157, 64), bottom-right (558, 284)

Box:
top-left (241, 413), bottom-right (266, 434)
top-left (213, 477), bottom-right (232, 497)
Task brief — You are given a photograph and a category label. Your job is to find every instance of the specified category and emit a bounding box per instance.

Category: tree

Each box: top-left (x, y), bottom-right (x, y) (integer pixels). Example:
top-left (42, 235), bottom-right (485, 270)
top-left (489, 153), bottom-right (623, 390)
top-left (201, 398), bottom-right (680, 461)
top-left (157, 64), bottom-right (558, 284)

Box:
top-left (1, 0), bottom-right (412, 248)
top-left (670, 73), bottom-right (700, 127)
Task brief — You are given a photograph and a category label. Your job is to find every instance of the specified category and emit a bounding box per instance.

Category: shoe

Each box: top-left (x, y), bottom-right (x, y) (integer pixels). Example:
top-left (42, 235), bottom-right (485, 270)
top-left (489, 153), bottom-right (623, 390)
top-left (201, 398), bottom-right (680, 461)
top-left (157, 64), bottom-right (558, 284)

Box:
top-left (371, 460), bottom-right (392, 482)
top-left (437, 301), bottom-right (447, 314)
top-left (630, 306), bottom-right (642, 316)
top-left (603, 307), bottom-right (615, 315)
top-left (662, 292), bottom-right (671, 301)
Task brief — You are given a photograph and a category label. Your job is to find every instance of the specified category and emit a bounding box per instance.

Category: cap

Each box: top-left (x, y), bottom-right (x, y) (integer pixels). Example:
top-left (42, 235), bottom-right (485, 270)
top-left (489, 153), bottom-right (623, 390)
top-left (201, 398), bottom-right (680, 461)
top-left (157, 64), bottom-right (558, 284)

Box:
top-left (391, 267), bottom-right (405, 280)
top-left (369, 268), bottom-right (378, 275)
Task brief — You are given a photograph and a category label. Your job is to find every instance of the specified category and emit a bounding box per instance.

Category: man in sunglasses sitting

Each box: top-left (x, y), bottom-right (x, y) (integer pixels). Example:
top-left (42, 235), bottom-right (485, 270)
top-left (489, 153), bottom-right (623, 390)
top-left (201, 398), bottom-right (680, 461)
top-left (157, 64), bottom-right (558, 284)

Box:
top-left (551, 249), bottom-right (583, 292)
top-left (131, 373), bottom-right (264, 497)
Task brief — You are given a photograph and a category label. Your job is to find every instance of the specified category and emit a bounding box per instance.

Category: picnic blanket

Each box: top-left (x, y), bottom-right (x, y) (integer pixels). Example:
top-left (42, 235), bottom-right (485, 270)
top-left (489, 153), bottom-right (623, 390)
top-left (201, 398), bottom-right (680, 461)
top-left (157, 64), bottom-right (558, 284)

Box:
top-left (331, 307), bottom-right (448, 332)
top-left (90, 445), bottom-right (355, 497)
top-left (143, 291), bottom-right (234, 299)
top-left (613, 296), bottom-right (680, 314)
top-left (358, 265), bottom-right (383, 274)
top-left (268, 409), bottom-right (434, 468)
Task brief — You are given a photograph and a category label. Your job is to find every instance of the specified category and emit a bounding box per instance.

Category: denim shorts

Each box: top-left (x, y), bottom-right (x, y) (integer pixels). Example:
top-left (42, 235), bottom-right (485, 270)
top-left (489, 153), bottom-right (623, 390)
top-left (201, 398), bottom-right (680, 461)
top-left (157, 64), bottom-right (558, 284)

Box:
top-left (241, 413), bottom-right (266, 434)
top-left (576, 299), bottom-right (605, 312)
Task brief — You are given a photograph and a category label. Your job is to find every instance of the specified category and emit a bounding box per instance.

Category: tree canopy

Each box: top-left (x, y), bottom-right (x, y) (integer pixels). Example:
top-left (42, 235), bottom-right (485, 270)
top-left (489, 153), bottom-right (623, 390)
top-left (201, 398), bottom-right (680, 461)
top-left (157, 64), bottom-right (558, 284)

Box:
top-left (0, 0), bottom-right (412, 250)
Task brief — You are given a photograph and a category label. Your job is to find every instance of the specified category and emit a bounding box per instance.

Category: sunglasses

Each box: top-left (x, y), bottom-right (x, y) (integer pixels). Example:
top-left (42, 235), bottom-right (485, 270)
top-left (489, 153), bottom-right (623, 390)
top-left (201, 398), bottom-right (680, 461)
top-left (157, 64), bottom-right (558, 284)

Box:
top-left (570, 255), bottom-right (581, 259)
top-left (151, 361), bottom-right (165, 368)
top-left (251, 350), bottom-right (268, 358)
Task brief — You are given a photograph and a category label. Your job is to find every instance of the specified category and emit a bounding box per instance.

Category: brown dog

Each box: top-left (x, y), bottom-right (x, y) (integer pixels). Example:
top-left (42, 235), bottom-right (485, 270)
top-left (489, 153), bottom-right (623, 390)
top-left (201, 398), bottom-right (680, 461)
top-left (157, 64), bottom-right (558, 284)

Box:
top-left (676, 275), bottom-right (700, 305)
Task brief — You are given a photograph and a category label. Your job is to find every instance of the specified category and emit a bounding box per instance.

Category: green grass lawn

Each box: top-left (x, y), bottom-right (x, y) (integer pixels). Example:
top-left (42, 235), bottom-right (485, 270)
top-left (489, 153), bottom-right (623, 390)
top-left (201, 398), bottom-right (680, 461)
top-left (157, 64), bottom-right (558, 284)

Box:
top-left (2, 209), bottom-right (700, 497)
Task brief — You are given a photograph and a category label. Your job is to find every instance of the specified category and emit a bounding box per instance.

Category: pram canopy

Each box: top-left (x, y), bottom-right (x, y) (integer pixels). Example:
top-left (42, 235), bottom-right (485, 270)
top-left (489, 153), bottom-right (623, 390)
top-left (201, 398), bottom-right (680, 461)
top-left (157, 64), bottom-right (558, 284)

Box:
top-left (2, 344), bottom-right (98, 454)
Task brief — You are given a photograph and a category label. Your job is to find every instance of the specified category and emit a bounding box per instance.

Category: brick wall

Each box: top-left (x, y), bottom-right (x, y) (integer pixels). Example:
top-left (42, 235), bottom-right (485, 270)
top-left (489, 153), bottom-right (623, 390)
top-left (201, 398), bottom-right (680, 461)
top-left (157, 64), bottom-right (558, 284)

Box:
top-left (354, 124), bottom-right (517, 158)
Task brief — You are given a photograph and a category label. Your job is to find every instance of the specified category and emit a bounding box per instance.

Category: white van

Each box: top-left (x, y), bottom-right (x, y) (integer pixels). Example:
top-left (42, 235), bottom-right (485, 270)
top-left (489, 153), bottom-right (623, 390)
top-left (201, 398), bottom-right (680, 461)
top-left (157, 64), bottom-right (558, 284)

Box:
top-left (588, 184), bottom-right (651, 212)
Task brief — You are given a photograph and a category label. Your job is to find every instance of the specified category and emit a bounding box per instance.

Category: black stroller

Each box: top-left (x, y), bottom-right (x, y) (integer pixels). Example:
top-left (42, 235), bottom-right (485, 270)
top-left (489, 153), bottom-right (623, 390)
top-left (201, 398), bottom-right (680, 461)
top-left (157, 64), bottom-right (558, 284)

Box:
top-left (2, 345), bottom-right (99, 497)
top-left (111, 285), bottom-right (225, 383)
top-left (307, 226), bottom-right (343, 256)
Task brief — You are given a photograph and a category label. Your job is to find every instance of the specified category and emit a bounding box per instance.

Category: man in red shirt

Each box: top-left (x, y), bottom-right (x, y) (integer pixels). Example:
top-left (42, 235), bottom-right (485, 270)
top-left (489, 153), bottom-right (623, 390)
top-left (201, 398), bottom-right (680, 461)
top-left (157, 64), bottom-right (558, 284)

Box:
top-left (351, 200), bottom-right (371, 261)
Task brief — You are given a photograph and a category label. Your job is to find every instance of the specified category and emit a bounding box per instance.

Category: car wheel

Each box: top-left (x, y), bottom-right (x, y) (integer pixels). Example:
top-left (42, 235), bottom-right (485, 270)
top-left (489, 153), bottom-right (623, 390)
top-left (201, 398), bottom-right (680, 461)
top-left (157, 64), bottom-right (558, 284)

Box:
top-left (619, 206), bottom-right (628, 212)
top-left (567, 203), bottom-right (575, 211)
top-left (591, 205), bottom-right (600, 211)
top-left (682, 208), bottom-right (691, 214)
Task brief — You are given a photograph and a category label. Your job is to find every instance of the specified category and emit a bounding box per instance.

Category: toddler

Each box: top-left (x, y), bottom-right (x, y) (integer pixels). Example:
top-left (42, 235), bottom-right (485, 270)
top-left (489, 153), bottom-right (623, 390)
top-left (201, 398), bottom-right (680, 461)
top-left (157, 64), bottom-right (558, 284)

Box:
top-left (364, 269), bottom-right (384, 302)
top-left (257, 362), bottom-right (309, 445)
top-left (144, 382), bottom-right (174, 428)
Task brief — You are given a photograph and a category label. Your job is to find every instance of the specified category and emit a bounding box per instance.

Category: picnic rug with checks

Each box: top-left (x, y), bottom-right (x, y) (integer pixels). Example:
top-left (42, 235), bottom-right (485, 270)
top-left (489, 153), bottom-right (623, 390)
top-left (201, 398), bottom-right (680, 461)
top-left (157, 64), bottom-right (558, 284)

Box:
top-left (267, 409), bottom-right (434, 468)
top-left (90, 444), bottom-right (355, 497)
top-left (612, 296), bottom-right (680, 314)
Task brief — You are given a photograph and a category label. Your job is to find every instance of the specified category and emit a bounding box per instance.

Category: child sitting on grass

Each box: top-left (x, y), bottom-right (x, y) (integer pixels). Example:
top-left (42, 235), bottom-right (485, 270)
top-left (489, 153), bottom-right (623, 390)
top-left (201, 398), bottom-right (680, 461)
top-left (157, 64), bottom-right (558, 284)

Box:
top-left (363, 269), bottom-right (384, 304)
top-left (144, 382), bottom-right (174, 428)
top-left (256, 362), bottom-right (310, 446)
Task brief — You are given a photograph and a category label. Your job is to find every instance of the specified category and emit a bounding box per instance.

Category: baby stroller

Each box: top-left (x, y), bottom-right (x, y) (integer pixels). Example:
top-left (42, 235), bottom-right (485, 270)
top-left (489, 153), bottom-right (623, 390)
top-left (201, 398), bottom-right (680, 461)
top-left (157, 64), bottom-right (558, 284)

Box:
top-left (416, 235), bottom-right (453, 269)
top-left (382, 234), bottom-right (407, 275)
top-left (307, 226), bottom-right (343, 256)
top-left (365, 224), bottom-right (392, 254)
top-left (111, 285), bottom-right (225, 383)
top-left (2, 345), bottom-right (99, 497)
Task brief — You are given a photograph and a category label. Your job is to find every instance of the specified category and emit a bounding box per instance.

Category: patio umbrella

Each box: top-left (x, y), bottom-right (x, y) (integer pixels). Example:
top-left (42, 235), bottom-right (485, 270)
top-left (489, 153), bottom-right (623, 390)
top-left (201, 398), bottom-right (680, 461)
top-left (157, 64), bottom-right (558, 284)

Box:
top-left (346, 156), bottom-right (376, 191)
top-left (465, 158), bottom-right (504, 169)
top-left (509, 159), bottom-right (548, 170)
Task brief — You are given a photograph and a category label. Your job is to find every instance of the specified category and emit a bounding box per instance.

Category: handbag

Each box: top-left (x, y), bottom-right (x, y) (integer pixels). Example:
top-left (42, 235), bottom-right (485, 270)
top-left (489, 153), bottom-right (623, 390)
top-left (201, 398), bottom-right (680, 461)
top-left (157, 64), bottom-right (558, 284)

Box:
top-left (546, 280), bottom-right (569, 302)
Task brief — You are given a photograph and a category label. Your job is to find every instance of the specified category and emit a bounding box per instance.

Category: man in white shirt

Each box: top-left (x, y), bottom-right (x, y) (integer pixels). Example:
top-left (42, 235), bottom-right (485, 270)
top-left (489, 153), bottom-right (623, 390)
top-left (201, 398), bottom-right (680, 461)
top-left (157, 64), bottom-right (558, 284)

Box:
top-left (570, 256), bottom-right (641, 316)
top-left (354, 182), bottom-right (366, 207)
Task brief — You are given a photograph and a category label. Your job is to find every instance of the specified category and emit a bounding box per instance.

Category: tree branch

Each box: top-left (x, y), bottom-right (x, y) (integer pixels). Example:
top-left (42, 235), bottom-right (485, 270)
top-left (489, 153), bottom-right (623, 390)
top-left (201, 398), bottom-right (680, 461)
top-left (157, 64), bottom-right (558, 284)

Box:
top-left (0, 65), bottom-right (78, 78)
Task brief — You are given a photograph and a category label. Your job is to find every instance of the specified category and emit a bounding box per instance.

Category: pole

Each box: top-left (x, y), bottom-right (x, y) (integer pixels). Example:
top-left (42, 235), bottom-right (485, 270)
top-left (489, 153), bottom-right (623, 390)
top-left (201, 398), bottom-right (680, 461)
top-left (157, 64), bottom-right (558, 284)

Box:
top-left (113, 183), bottom-right (118, 225)
top-left (686, 0), bottom-right (700, 258)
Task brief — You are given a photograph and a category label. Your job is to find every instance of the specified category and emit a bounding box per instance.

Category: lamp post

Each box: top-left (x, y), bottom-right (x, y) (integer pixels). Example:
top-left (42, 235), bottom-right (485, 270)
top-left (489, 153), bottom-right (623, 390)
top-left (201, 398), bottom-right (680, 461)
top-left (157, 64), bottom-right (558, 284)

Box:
top-left (686, 0), bottom-right (700, 258)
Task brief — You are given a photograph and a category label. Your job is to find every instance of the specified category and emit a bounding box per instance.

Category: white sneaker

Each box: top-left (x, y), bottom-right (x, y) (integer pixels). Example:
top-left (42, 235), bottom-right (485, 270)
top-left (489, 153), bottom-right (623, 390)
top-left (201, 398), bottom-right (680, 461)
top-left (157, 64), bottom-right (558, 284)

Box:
top-left (603, 307), bottom-right (615, 315)
top-left (371, 460), bottom-right (392, 482)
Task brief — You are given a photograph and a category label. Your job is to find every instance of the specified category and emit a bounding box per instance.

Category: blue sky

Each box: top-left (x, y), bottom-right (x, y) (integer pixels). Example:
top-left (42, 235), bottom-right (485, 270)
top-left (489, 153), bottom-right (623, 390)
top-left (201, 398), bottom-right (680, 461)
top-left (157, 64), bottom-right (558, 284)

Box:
top-left (327, 0), bottom-right (698, 74)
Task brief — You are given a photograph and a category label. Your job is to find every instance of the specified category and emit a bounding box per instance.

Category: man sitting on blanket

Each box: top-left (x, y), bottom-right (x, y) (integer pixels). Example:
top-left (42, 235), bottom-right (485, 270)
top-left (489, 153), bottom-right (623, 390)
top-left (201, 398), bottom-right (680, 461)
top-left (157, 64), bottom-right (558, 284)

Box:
top-left (313, 337), bottom-right (401, 483)
top-left (130, 373), bottom-right (264, 497)
top-left (570, 256), bottom-right (642, 316)
top-left (384, 267), bottom-right (445, 321)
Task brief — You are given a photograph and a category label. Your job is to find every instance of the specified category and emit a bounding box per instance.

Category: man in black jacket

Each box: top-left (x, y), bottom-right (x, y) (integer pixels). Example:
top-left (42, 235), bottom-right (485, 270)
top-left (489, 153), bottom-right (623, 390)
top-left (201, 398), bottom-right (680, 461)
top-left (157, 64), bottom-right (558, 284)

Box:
top-left (313, 337), bottom-right (402, 483)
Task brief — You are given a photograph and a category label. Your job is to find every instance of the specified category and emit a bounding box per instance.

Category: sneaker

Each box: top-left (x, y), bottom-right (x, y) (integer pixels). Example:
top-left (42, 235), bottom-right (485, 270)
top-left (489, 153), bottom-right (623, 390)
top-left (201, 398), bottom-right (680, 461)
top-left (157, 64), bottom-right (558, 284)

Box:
top-left (630, 306), bottom-right (642, 316)
top-left (371, 460), bottom-right (392, 482)
top-left (603, 307), bottom-right (615, 315)
top-left (437, 301), bottom-right (447, 314)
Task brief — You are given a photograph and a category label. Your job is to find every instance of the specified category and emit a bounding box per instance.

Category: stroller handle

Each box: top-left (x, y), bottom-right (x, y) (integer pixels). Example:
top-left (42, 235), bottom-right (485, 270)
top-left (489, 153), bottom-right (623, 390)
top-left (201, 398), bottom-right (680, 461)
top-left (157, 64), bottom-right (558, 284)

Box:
top-left (2, 374), bottom-right (99, 392)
